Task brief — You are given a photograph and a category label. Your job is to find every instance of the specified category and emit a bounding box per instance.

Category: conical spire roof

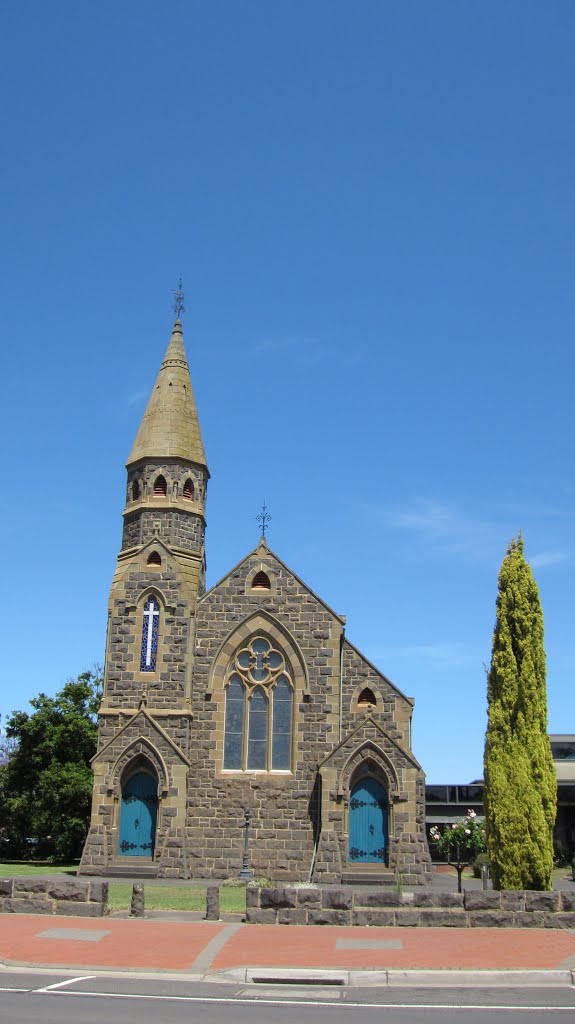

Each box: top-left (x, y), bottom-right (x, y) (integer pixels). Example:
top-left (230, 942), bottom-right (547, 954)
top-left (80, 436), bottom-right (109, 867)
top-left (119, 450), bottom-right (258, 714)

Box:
top-left (127, 320), bottom-right (208, 469)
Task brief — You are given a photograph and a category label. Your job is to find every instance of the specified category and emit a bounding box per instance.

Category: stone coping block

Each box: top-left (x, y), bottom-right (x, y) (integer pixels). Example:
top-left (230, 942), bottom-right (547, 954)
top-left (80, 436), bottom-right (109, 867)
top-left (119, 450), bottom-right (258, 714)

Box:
top-left (0, 877), bottom-right (108, 917)
top-left (245, 887), bottom-right (575, 929)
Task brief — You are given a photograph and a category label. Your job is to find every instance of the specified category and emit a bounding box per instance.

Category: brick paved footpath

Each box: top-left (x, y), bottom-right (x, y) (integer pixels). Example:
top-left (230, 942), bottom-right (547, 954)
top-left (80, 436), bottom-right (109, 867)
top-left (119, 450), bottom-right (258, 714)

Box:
top-left (1, 916), bottom-right (575, 975)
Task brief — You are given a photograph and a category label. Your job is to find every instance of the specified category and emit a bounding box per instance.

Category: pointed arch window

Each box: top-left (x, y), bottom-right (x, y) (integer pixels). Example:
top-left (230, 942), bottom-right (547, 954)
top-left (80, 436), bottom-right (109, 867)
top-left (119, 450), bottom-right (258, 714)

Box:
top-left (251, 571), bottom-right (271, 591)
top-left (153, 475), bottom-right (167, 496)
top-left (183, 478), bottom-right (194, 500)
top-left (132, 480), bottom-right (140, 501)
top-left (140, 595), bottom-right (160, 672)
top-left (147, 551), bottom-right (162, 567)
top-left (223, 636), bottom-right (293, 771)
top-left (358, 687), bottom-right (377, 708)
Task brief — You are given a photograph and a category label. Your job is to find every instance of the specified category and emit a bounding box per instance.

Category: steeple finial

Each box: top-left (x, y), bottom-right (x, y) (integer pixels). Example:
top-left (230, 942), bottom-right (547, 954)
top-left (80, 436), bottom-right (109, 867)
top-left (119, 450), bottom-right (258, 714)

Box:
top-left (256, 501), bottom-right (272, 539)
top-left (172, 277), bottom-right (185, 320)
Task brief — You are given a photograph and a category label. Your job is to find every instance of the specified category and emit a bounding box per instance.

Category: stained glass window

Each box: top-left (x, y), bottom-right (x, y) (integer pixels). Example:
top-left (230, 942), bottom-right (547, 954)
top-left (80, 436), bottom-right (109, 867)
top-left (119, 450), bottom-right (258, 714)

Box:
top-left (140, 595), bottom-right (160, 672)
top-left (222, 636), bottom-right (293, 771)
top-left (223, 676), bottom-right (244, 769)
top-left (247, 686), bottom-right (268, 769)
top-left (272, 675), bottom-right (293, 769)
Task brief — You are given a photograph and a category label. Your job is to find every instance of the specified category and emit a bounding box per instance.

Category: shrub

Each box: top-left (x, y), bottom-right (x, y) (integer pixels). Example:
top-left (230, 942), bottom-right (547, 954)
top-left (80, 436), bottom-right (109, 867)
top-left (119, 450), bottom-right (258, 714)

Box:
top-left (472, 852), bottom-right (490, 879)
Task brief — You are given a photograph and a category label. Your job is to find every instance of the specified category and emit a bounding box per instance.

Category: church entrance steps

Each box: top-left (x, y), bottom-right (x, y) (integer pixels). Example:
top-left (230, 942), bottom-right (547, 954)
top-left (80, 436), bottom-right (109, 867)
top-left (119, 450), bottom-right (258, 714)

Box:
top-left (341, 865), bottom-right (396, 886)
top-left (102, 862), bottom-right (158, 879)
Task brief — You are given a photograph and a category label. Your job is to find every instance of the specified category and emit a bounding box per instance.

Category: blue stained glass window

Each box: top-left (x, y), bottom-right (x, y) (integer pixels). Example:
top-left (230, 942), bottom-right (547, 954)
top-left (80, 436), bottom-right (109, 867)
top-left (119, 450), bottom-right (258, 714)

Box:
top-left (140, 595), bottom-right (160, 672)
top-left (223, 676), bottom-right (244, 769)
top-left (247, 687), bottom-right (268, 769)
top-left (223, 637), bottom-right (294, 771)
top-left (272, 676), bottom-right (293, 769)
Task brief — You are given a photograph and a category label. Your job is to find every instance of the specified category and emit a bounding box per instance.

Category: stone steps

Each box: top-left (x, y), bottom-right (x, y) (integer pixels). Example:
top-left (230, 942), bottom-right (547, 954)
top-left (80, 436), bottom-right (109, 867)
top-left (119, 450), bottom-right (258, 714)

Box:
top-left (341, 865), bottom-right (396, 886)
top-left (101, 863), bottom-right (158, 879)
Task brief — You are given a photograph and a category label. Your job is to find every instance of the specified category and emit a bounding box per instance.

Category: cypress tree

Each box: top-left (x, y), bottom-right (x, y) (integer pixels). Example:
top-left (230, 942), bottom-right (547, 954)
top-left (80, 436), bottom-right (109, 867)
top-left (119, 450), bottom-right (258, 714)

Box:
top-left (483, 536), bottom-right (556, 890)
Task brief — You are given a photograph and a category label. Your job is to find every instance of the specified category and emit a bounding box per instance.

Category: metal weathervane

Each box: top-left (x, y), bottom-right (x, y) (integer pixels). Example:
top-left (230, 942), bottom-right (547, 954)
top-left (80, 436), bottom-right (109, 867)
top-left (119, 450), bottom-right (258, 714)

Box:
top-left (172, 278), bottom-right (185, 319)
top-left (256, 502), bottom-right (272, 538)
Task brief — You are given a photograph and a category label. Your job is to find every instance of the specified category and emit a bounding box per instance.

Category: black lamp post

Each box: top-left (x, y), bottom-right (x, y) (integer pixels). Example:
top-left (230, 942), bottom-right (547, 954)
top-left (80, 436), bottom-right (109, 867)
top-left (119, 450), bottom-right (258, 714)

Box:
top-left (238, 807), bottom-right (254, 880)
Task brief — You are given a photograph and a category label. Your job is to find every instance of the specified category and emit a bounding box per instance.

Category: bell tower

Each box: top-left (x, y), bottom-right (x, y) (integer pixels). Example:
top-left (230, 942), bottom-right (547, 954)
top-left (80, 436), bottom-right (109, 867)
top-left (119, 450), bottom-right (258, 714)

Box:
top-left (122, 316), bottom-right (209, 595)
top-left (99, 314), bottom-right (209, 713)
top-left (80, 309), bottom-right (209, 875)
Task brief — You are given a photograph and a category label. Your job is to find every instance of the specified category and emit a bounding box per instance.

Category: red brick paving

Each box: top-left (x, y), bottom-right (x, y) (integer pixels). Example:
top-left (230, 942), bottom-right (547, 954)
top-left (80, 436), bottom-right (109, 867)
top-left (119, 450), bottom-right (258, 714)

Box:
top-left (0, 916), bottom-right (226, 971)
top-left (211, 925), bottom-right (575, 971)
top-left (1, 916), bottom-right (575, 973)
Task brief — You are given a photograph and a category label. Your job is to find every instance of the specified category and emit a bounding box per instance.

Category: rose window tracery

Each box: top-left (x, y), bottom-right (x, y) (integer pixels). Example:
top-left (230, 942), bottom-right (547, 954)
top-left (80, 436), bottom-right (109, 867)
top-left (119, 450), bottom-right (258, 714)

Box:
top-left (223, 636), bottom-right (293, 772)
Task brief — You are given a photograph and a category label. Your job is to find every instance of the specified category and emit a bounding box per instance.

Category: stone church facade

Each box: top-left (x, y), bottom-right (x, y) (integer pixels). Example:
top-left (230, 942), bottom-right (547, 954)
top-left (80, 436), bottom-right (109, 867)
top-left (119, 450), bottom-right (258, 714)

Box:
top-left (79, 317), bottom-right (431, 884)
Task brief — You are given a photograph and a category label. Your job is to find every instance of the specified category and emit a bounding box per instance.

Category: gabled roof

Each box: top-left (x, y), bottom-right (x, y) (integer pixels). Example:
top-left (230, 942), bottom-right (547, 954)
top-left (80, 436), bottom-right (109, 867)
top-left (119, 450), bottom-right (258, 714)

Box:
top-left (92, 707), bottom-right (191, 767)
top-left (202, 540), bottom-right (414, 705)
top-left (201, 537), bottom-right (346, 625)
top-left (318, 713), bottom-right (422, 772)
top-left (344, 637), bottom-right (415, 707)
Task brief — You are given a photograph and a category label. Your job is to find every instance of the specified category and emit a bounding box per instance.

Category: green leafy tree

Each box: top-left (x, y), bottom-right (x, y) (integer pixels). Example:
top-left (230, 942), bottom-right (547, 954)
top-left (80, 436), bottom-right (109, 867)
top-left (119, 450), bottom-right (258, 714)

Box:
top-left (430, 811), bottom-right (486, 893)
top-left (0, 670), bottom-right (101, 862)
top-left (483, 537), bottom-right (556, 890)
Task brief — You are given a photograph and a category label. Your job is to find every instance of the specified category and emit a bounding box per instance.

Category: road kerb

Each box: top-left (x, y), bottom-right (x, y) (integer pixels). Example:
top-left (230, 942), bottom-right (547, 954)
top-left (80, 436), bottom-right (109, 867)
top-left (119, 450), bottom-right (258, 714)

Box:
top-left (211, 966), bottom-right (575, 988)
top-left (385, 969), bottom-right (575, 988)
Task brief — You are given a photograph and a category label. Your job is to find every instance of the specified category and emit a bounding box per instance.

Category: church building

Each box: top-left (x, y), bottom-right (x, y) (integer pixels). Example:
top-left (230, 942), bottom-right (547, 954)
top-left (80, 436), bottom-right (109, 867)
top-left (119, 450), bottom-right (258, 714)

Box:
top-left (79, 314), bottom-right (431, 884)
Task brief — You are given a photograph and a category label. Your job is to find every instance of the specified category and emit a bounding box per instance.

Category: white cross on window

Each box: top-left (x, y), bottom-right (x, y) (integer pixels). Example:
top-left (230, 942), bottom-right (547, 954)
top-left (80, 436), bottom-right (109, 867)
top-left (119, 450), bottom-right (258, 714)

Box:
top-left (143, 599), bottom-right (159, 668)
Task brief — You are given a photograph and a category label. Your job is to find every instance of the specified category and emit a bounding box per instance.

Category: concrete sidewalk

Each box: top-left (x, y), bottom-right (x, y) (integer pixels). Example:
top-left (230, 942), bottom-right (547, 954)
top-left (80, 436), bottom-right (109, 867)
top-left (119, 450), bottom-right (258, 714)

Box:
top-left (1, 914), bottom-right (575, 987)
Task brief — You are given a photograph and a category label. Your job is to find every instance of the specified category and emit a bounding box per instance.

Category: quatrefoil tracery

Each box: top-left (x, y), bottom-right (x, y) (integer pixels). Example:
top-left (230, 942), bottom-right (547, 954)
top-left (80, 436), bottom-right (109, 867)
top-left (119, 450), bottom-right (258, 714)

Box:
top-left (233, 637), bottom-right (285, 687)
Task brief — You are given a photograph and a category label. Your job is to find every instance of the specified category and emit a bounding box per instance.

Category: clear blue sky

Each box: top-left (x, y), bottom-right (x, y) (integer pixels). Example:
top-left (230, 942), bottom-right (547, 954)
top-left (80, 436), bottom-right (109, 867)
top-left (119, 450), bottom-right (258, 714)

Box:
top-left (1, 1), bottom-right (573, 782)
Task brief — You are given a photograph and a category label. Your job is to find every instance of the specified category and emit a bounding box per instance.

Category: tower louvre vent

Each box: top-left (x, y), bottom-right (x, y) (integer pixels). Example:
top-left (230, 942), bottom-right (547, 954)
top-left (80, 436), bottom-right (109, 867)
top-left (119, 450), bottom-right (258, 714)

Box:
top-left (358, 687), bottom-right (376, 707)
top-left (153, 475), bottom-right (167, 496)
top-left (183, 478), bottom-right (194, 500)
top-left (147, 551), bottom-right (162, 566)
top-left (132, 480), bottom-right (140, 501)
top-left (252, 571), bottom-right (271, 590)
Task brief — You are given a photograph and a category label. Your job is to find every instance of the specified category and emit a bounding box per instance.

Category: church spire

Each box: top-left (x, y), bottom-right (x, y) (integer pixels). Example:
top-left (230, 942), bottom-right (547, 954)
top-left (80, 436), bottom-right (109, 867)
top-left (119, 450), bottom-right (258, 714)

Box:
top-left (127, 318), bottom-right (208, 470)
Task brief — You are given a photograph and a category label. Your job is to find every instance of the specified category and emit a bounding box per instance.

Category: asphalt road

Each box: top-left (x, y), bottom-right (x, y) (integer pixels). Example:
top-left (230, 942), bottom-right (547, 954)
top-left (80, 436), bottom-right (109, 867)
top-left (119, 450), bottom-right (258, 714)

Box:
top-left (0, 971), bottom-right (574, 1023)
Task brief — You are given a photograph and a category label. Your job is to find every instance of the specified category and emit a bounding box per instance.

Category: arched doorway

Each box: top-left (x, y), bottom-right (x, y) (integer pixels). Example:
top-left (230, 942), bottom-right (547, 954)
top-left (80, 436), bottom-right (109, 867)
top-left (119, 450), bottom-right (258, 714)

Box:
top-left (119, 771), bottom-right (158, 857)
top-left (348, 776), bottom-right (389, 864)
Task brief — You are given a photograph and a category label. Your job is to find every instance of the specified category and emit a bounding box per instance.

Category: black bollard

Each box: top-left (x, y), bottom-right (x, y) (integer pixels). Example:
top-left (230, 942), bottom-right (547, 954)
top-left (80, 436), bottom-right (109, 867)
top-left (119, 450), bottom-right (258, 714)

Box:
top-left (206, 885), bottom-right (220, 921)
top-left (130, 883), bottom-right (145, 918)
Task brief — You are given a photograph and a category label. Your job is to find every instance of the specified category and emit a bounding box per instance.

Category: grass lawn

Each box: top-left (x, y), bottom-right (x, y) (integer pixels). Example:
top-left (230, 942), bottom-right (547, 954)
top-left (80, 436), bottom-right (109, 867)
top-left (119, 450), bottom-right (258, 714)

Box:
top-left (0, 864), bottom-right (77, 876)
top-left (0, 865), bottom-right (248, 913)
top-left (433, 864), bottom-right (475, 879)
top-left (2, 863), bottom-right (571, 914)
top-left (107, 883), bottom-right (247, 913)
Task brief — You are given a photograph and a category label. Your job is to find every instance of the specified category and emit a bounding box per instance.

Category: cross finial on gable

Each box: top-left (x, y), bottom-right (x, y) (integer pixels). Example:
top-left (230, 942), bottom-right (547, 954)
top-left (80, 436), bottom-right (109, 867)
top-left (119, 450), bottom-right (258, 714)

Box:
top-left (172, 277), bottom-right (185, 320)
top-left (256, 501), bottom-right (271, 538)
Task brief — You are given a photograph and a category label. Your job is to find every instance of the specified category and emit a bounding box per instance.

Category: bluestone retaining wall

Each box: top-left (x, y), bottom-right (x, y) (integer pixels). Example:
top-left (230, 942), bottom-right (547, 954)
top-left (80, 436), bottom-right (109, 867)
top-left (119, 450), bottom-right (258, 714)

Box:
top-left (246, 886), bottom-right (575, 928)
top-left (0, 877), bottom-right (108, 917)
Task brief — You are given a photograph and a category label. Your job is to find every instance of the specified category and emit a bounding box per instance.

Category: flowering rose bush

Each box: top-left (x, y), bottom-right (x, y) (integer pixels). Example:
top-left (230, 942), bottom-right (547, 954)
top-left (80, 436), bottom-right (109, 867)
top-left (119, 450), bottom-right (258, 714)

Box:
top-left (430, 810), bottom-right (487, 893)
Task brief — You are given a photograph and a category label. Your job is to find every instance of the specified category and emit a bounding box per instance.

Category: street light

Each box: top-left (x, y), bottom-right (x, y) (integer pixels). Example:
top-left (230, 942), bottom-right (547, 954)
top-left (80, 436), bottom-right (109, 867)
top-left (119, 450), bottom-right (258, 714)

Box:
top-left (238, 807), bottom-right (254, 880)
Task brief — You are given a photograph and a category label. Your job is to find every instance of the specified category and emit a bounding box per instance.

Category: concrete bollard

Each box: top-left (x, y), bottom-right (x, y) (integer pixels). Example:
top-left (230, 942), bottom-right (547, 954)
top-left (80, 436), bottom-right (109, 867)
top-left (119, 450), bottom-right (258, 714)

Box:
top-left (130, 883), bottom-right (145, 918)
top-left (206, 885), bottom-right (220, 921)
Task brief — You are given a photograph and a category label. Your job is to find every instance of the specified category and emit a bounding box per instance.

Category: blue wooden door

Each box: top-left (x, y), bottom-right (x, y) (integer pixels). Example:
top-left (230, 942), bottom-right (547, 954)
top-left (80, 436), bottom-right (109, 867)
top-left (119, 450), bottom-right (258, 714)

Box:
top-left (119, 772), bottom-right (158, 857)
top-left (348, 777), bottom-right (388, 863)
